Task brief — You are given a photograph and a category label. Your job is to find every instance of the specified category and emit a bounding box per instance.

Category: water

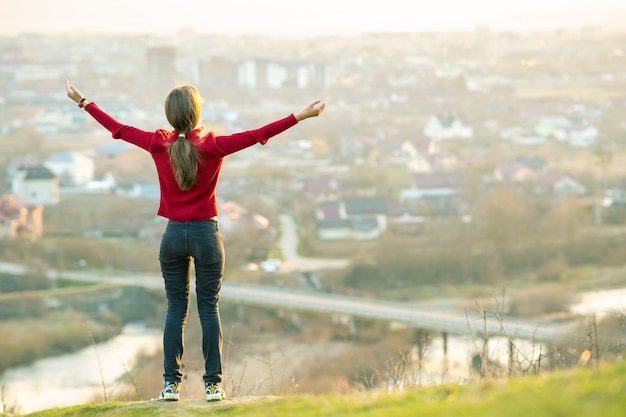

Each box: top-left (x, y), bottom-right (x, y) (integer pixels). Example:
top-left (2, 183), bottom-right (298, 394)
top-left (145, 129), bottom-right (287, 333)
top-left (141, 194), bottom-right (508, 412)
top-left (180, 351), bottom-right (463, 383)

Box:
top-left (0, 323), bottom-right (161, 415)
top-left (1, 287), bottom-right (624, 414)
top-left (569, 287), bottom-right (625, 318)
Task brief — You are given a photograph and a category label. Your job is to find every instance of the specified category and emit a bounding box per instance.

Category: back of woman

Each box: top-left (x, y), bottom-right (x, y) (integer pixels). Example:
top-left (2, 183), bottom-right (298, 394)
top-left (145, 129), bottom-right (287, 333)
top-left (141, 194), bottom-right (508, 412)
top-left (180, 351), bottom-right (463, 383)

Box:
top-left (66, 79), bottom-right (326, 401)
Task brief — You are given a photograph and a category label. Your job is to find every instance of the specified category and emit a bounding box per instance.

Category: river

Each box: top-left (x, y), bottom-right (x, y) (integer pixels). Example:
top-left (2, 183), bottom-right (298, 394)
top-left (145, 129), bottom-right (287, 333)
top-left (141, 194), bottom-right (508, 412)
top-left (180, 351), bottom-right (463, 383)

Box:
top-left (0, 323), bottom-right (162, 415)
top-left (1, 287), bottom-right (624, 414)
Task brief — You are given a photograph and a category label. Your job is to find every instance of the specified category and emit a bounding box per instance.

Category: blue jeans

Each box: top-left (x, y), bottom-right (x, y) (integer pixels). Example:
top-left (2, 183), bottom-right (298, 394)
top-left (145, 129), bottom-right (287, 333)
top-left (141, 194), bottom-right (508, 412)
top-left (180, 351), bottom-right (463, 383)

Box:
top-left (159, 219), bottom-right (225, 385)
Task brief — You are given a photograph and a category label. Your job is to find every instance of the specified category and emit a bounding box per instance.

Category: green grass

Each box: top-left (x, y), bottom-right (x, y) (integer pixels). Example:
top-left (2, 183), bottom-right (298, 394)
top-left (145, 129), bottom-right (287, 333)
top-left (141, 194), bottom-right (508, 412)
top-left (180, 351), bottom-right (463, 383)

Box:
top-left (21, 359), bottom-right (626, 417)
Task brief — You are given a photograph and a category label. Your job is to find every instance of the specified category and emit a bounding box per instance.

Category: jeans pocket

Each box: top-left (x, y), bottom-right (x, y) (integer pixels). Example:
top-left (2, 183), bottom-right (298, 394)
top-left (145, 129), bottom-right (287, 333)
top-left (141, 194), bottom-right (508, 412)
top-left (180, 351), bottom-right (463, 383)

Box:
top-left (190, 230), bottom-right (224, 265)
top-left (159, 233), bottom-right (184, 262)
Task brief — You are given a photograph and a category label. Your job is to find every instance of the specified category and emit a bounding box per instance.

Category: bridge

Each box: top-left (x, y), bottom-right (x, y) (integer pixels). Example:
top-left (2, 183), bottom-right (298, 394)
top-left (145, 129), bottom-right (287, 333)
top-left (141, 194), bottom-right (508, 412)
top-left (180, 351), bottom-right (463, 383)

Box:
top-left (222, 282), bottom-right (572, 343)
top-left (1, 261), bottom-right (573, 344)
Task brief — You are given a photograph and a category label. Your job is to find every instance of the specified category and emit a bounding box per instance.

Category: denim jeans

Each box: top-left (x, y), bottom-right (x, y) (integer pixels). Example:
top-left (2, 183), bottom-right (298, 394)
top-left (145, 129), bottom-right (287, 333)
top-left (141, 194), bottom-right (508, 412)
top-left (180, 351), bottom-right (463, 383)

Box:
top-left (159, 219), bottom-right (225, 385)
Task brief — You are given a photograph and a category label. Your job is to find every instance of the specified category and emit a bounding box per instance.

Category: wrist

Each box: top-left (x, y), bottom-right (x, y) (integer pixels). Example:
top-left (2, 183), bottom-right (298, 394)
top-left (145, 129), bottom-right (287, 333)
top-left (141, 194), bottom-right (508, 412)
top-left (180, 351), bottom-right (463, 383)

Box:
top-left (78, 97), bottom-right (88, 108)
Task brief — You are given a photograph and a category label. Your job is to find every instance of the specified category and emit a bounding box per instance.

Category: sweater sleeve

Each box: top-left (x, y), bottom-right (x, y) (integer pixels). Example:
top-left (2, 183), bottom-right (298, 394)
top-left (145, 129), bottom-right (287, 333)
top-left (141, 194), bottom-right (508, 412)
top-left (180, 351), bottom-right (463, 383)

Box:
top-left (84, 102), bottom-right (155, 151)
top-left (212, 114), bottom-right (298, 157)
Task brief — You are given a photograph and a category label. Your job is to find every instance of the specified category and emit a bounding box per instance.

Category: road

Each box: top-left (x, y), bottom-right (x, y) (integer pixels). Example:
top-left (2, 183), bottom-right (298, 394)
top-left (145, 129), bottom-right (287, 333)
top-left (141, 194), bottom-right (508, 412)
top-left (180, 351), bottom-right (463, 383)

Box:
top-left (277, 214), bottom-right (349, 272)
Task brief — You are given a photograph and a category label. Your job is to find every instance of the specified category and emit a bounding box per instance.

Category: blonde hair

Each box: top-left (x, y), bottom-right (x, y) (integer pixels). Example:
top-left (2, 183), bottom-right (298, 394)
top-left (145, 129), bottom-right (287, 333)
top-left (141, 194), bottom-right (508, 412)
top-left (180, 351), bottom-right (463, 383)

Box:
top-left (165, 86), bottom-right (201, 191)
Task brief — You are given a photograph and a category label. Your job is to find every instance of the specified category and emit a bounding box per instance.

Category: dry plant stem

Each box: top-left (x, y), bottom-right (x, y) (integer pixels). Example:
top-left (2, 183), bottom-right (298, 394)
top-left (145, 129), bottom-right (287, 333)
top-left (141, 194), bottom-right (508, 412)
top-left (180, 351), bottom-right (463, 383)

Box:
top-left (482, 309), bottom-right (489, 378)
top-left (251, 349), bottom-right (286, 394)
top-left (85, 318), bottom-right (108, 402)
top-left (1, 384), bottom-right (22, 417)
top-left (492, 297), bottom-right (544, 375)
top-left (120, 359), bottom-right (141, 397)
top-left (223, 327), bottom-right (250, 397)
top-left (466, 299), bottom-right (492, 379)
top-left (592, 313), bottom-right (600, 366)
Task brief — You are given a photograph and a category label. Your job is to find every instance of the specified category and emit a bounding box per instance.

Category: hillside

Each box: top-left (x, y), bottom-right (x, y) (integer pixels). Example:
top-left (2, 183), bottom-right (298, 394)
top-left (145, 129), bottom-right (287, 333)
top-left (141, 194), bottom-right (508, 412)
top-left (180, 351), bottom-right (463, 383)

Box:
top-left (21, 359), bottom-right (626, 417)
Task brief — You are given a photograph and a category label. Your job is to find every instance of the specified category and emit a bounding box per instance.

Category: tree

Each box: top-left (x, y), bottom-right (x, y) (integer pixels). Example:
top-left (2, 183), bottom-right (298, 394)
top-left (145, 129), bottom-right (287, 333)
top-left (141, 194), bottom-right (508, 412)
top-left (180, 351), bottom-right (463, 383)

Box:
top-left (472, 187), bottom-right (537, 257)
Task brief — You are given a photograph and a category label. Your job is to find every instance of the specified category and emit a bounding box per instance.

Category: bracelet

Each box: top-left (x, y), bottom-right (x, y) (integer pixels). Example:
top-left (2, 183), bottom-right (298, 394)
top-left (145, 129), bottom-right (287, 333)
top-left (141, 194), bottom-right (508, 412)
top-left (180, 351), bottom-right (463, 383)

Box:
top-left (78, 97), bottom-right (86, 108)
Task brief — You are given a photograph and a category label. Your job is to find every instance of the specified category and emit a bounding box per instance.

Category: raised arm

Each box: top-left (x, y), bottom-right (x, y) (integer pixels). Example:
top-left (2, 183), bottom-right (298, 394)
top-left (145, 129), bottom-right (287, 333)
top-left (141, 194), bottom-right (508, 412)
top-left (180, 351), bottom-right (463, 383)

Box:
top-left (65, 80), bottom-right (154, 150)
top-left (211, 98), bottom-right (327, 157)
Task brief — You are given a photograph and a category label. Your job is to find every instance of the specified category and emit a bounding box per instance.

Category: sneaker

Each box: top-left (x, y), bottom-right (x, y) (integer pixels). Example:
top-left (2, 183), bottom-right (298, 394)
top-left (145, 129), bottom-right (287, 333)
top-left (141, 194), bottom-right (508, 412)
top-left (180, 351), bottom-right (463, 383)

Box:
top-left (158, 381), bottom-right (180, 401)
top-left (205, 382), bottom-right (226, 401)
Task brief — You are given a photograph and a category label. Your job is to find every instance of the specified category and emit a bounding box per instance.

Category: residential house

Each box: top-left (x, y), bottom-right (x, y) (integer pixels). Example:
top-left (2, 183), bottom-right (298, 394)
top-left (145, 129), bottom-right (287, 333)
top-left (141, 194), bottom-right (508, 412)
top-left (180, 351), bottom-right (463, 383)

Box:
top-left (504, 129), bottom-right (546, 146)
top-left (94, 142), bottom-right (152, 179)
top-left (316, 218), bottom-right (354, 241)
top-left (315, 202), bottom-right (347, 240)
top-left (567, 125), bottom-right (598, 148)
top-left (400, 172), bottom-right (465, 216)
top-left (44, 151), bottom-right (94, 186)
top-left (515, 157), bottom-right (547, 172)
top-left (492, 158), bottom-right (584, 196)
top-left (340, 177), bottom-right (378, 197)
top-left (492, 162), bottom-right (538, 183)
top-left (423, 113), bottom-right (473, 141)
top-left (115, 181), bottom-right (159, 200)
top-left (534, 115), bottom-right (598, 148)
top-left (316, 196), bottom-right (391, 240)
top-left (366, 139), bottom-right (406, 166)
top-left (341, 196), bottom-right (388, 228)
top-left (402, 138), bottom-right (438, 173)
top-left (534, 116), bottom-right (572, 139)
top-left (534, 172), bottom-right (587, 196)
top-left (604, 179), bottom-right (626, 206)
top-left (11, 165), bottom-right (59, 206)
top-left (0, 194), bottom-right (44, 239)
top-left (217, 201), bottom-right (270, 238)
top-left (385, 199), bottom-right (427, 234)
top-left (403, 136), bottom-right (459, 171)
top-left (303, 177), bottom-right (342, 202)
top-left (402, 138), bottom-right (440, 158)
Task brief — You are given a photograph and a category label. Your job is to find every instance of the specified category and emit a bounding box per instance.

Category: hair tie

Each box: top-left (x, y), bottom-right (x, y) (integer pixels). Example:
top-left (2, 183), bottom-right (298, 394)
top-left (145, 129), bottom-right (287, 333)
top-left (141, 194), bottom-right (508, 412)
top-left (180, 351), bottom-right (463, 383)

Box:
top-left (177, 133), bottom-right (185, 139)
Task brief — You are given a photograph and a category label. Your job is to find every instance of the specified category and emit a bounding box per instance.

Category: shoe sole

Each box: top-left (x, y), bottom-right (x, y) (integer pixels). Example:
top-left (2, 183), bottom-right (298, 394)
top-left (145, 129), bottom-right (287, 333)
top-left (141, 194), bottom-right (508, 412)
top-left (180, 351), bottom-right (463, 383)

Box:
top-left (160, 394), bottom-right (179, 401)
top-left (206, 393), bottom-right (225, 401)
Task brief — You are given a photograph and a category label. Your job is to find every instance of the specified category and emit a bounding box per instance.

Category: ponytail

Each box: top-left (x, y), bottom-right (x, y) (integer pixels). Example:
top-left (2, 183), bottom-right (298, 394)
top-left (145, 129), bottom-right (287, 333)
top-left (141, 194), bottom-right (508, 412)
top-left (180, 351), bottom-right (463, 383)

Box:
top-left (164, 85), bottom-right (202, 191)
top-left (168, 134), bottom-right (201, 191)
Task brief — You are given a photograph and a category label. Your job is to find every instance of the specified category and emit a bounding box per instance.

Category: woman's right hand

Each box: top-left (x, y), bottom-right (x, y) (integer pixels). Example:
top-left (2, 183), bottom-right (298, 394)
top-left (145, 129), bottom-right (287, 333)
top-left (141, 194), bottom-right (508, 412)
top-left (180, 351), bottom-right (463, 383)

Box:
top-left (65, 80), bottom-right (84, 103)
top-left (295, 98), bottom-right (327, 121)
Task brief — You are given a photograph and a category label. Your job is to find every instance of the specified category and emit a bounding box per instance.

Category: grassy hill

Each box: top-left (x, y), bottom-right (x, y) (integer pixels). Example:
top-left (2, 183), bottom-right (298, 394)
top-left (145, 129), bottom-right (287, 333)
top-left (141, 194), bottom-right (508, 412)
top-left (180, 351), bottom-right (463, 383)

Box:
top-left (20, 359), bottom-right (625, 417)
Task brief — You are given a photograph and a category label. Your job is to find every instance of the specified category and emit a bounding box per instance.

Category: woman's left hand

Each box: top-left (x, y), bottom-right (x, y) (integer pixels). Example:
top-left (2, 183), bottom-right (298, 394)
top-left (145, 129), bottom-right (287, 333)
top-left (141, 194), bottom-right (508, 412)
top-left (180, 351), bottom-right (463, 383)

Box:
top-left (65, 80), bottom-right (84, 103)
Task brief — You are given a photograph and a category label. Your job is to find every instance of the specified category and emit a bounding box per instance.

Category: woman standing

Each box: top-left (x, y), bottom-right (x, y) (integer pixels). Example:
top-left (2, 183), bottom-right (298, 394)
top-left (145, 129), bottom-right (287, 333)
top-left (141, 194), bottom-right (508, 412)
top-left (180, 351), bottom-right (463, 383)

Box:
top-left (66, 80), bottom-right (326, 401)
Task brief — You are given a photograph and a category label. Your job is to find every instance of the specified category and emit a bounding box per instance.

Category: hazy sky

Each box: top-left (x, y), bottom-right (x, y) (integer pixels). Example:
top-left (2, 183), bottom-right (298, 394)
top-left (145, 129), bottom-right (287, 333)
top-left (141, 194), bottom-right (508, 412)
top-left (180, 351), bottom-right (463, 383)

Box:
top-left (1, 0), bottom-right (625, 36)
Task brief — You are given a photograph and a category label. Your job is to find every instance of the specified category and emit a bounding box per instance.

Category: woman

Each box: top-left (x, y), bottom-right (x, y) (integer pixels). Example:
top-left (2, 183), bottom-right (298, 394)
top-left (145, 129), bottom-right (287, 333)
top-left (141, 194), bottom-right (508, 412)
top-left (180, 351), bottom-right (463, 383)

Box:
top-left (65, 80), bottom-right (326, 401)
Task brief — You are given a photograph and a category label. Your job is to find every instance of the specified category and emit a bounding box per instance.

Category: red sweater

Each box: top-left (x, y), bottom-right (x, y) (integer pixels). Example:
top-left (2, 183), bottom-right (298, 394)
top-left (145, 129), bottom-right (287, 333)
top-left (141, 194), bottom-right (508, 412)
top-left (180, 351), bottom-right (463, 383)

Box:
top-left (85, 102), bottom-right (298, 221)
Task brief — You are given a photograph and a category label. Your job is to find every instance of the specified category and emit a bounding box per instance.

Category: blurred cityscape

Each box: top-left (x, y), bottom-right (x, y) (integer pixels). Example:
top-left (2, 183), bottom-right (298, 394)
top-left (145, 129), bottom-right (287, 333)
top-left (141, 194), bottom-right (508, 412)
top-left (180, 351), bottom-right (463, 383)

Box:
top-left (2, 28), bottom-right (626, 246)
top-left (1, 26), bottom-right (626, 412)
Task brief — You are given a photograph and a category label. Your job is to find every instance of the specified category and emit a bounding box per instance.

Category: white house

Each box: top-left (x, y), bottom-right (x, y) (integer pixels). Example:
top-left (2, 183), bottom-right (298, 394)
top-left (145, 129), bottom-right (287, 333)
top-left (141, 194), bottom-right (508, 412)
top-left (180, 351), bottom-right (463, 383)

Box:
top-left (423, 113), bottom-right (473, 141)
top-left (44, 151), bottom-right (95, 186)
top-left (567, 125), bottom-right (598, 148)
top-left (11, 165), bottom-right (59, 206)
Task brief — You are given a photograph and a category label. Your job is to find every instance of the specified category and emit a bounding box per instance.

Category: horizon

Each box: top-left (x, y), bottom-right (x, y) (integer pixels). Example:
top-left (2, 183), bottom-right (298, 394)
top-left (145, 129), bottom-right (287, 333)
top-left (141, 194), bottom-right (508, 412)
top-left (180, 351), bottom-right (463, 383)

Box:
top-left (1, 0), bottom-right (626, 38)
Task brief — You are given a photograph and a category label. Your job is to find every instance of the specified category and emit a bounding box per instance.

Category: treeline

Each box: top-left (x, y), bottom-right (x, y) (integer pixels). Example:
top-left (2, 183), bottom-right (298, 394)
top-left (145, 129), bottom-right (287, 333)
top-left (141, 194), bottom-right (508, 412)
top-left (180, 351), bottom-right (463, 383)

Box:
top-left (299, 188), bottom-right (626, 298)
top-left (344, 230), bottom-right (624, 291)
